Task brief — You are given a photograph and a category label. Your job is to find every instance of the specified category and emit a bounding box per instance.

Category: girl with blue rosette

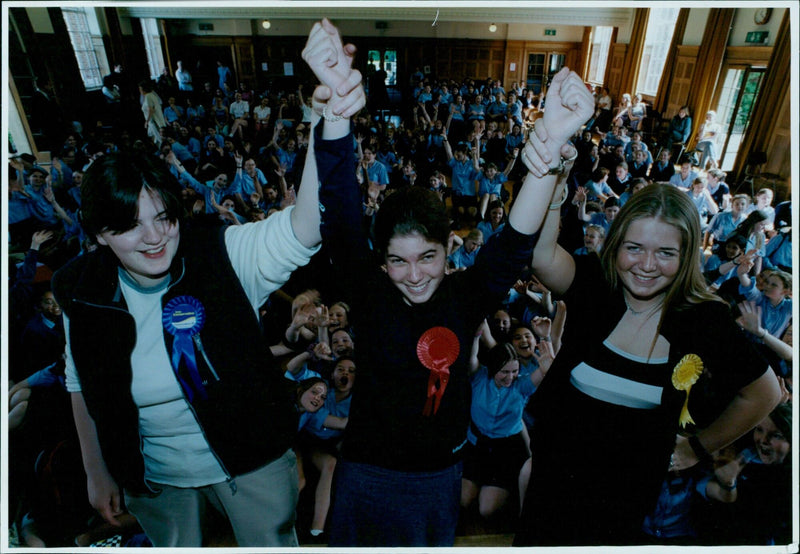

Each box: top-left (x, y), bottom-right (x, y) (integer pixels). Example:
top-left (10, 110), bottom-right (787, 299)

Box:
top-left (51, 23), bottom-right (366, 548)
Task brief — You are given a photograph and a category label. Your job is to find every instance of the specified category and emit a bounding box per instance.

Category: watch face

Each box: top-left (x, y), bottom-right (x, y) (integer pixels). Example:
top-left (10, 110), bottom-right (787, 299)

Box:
top-left (755, 8), bottom-right (772, 25)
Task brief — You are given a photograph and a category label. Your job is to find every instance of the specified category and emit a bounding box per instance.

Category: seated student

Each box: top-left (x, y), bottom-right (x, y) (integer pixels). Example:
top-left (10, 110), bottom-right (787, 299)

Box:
top-left (703, 234), bottom-right (748, 292)
top-left (735, 265), bottom-right (793, 376)
top-left (701, 404), bottom-right (792, 545)
top-left (486, 92), bottom-right (508, 124)
top-left (297, 357), bottom-right (356, 541)
top-left (583, 167), bottom-right (615, 203)
top-left (17, 290), bottom-right (65, 384)
top-left (233, 157), bottom-right (267, 205)
top-left (577, 193), bottom-right (620, 236)
top-left (748, 188), bottom-right (775, 230)
top-left (628, 149), bottom-right (651, 180)
top-left (623, 131), bottom-right (649, 161)
top-left (573, 224), bottom-right (605, 256)
top-left (618, 177), bottom-right (648, 208)
top-left (607, 162), bottom-right (631, 196)
top-left (669, 157), bottom-right (698, 190)
top-left (444, 133), bottom-right (480, 228)
top-left (706, 169), bottom-right (730, 211)
top-left (427, 170), bottom-right (448, 203)
top-left (735, 210), bottom-right (769, 275)
top-left (762, 220), bottom-right (792, 273)
top-left (506, 92), bottom-right (524, 131)
top-left (461, 342), bottom-right (554, 520)
top-left (477, 147), bottom-right (517, 219)
top-left (295, 378), bottom-right (329, 433)
top-left (448, 228), bottom-right (484, 271)
top-left (686, 176), bottom-right (719, 230)
top-left (703, 194), bottom-right (749, 253)
top-left (650, 149), bottom-right (676, 183)
top-left (477, 200), bottom-right (507, 244)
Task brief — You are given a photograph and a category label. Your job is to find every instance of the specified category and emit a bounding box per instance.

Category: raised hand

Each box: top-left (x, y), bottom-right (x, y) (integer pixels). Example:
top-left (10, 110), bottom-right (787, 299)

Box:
top-left (531, 316), bottom-right (552, 341)
top-left (541, 67), bottom-right (595, 145)
top-left (533, 340), bottom-right (555, 375)
top-left (301, 19), bottom-right (364, 117)
top-left (31, 229), bottom-right (54, 250)
top-left (736, 301), bottom-right (763, 336)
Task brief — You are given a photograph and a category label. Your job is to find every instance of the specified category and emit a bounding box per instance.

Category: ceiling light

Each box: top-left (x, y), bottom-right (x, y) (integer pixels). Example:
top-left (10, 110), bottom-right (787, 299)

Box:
top-left (262, 20), bottom-right (271, 30)
top-left (489, 23), bottom-right (497, 33)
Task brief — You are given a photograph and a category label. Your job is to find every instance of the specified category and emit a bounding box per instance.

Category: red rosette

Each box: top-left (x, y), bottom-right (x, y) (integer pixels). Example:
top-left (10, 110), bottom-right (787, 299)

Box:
top-left (417, 327), bottom-right (460, 416)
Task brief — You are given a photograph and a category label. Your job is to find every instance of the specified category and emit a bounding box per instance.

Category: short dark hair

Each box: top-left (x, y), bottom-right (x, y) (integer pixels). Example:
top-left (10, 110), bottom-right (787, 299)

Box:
top-left (80, 151), bottom-right (184, 238)
top-left (374, 186), bottom-right (450, 254)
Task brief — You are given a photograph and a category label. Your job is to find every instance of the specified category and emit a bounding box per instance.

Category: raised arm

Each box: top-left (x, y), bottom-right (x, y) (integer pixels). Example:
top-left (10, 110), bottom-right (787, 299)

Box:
top-left (293, 18), bottom-right (365, 249)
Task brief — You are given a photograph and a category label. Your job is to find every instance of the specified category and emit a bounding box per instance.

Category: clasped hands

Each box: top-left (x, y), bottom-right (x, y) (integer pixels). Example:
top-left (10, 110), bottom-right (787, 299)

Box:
top-left (301, 18), bottom-right (366, 121)
top-left (519, 68), bottom-right (594, 177)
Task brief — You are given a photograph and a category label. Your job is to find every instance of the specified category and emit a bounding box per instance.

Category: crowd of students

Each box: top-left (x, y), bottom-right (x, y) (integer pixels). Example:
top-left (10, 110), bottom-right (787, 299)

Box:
top-left (6, 18), bottom-right (793, 548)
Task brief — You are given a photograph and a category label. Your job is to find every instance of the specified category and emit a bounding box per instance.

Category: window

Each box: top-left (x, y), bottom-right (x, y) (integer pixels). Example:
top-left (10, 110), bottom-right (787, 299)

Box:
top-left (367, 49), bottom-right (397, 86)
top-left (587, 26), bottom-right (613, 86)
top-left (140, 18), bottom-right (166, 80)
top-left (716, 67), bottom-right (766, 171)
top-left (636, 8), bottom-right (679, 96)
top-left (62, 7), bottom-right (103, 90)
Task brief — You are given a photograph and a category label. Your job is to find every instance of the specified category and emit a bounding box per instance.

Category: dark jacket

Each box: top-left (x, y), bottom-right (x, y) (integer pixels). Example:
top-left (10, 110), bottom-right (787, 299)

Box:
top-left (53, 223), bottom-right (296, 494)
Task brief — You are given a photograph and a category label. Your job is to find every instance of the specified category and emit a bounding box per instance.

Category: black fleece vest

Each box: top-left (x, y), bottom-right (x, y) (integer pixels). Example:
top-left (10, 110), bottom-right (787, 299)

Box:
top-left (53, 222), bottom-right (296, 494)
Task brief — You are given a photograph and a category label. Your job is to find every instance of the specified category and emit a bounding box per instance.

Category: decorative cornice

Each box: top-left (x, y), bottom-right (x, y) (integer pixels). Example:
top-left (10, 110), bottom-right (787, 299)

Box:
top-left (118, 5), bottom-right (633, 28)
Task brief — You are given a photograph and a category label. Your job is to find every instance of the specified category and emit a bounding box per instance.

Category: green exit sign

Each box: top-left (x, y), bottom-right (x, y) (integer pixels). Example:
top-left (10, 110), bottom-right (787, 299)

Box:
top-left (544, 29), bottom-right (556, 36)
top-left (745, 31), bottom-right (769, 43)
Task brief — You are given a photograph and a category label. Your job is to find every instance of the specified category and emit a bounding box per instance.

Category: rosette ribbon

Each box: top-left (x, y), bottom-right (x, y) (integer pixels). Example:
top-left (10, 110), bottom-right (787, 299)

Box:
top-left (417, 327), bottom-right (460, 416)
top-left (163, 295), bottom-right (208, 402)
top-left (671, 353), bottom-right (704, 428)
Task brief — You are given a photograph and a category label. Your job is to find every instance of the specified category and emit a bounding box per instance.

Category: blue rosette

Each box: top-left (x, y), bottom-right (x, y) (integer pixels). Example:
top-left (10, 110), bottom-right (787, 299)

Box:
top-left (163, 295), bottom-right (207, 401)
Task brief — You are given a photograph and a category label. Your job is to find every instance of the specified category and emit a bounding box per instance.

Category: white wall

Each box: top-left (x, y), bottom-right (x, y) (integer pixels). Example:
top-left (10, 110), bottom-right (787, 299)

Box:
top-left (729, 7), bottom-right (786, 47)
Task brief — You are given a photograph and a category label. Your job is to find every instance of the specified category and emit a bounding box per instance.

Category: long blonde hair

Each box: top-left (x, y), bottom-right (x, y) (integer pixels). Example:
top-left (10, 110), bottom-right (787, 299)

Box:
top-left (600, 183), bottom-right (722, 312)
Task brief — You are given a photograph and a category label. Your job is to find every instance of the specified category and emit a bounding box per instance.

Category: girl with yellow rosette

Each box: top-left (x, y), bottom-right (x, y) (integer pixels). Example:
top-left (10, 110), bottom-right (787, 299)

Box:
top-left (512, 170), bottom-right (782, 545)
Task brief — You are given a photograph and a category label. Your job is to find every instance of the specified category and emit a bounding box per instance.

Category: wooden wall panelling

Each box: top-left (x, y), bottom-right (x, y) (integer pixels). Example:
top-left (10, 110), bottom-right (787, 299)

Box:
top-left (606, 43), bottom-right (626, 100)
top-left (503, 42), bottom-right (525, 89)
top-left (663, 46), bottom-right (698, 118)
top-left (579, 27), bottom-right (592, 80)
top-left (233, 37), bottom-right (255, 89)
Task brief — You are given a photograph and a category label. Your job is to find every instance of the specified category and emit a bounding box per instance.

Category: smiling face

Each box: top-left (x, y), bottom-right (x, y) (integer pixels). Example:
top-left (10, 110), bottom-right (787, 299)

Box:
top-left (511, 327), bottom-right (536, 359)
top-left (332, 359), bottom-right (356, 395)
top-left (753, 416), bottom-right (790, 465)
top-left (328, 304), bottom-right (348, 331)
top-left (39, 291), bottom-right (62, 321)
top-left (385, 233), bottom-right (447, 304)
top-left (489, 206), bottom-right (504, 225)
top-left (299, 382), bottom-right (328, 413)
top-left (493, 359), bottom-right (520, 388)
top-left (331, 329), bottom-right (354, 357)
top-left (95, 188), bottom-right (180, 288)
top-left (615, 217), bottom-right (681, 302)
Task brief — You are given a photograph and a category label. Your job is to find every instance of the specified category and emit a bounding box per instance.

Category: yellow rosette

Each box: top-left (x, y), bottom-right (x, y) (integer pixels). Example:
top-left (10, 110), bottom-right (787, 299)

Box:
top-left (671, 353), bottom-right (703, 428)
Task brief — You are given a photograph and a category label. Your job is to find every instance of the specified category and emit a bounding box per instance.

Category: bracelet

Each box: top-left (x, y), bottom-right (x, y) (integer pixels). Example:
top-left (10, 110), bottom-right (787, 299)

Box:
top-left (688, 435), bottom-right (713, 465)
top-left (717, 479), bottom-right (737, 491)
top-left (322, 104), bottom-right (343, 123)
top-left (547, 148), bottom-right (579, 175)
top-left (759, 328), bottom-right (768, 339)
top-left (538, 336), bottom-right (551, 342)
top-left (548, 187), bottom-right (568, 210)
